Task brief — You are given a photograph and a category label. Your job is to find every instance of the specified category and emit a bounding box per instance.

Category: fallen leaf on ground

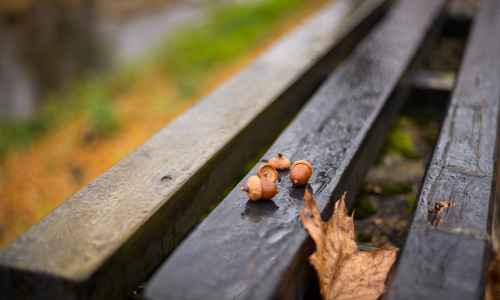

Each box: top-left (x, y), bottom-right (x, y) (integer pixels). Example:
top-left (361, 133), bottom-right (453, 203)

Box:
top-left (300, 190), bottom-right (398, 300)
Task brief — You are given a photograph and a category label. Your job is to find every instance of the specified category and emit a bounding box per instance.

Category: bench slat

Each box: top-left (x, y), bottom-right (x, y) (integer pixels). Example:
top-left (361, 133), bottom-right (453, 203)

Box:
top-left (145, 1), bottom-right (446, 299)
top-left (385, 0), bottom-right (500, 299)
top-left (0, 1), bottom-right (388, 299)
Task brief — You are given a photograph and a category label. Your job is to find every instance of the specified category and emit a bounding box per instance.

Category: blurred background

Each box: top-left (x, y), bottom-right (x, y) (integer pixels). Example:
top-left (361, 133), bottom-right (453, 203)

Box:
top-left (0, 0), bottom-right (328, 247)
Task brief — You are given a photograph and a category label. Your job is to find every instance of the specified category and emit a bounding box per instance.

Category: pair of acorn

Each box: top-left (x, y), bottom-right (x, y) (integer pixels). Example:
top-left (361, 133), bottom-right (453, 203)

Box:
top-left (241, 153), bottom-right (313, 201)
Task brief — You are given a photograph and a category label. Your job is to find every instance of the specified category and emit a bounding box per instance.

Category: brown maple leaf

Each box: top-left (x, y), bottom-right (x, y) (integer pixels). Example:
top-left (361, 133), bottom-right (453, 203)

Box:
top-left (300, 189), bottom-right (397, 300)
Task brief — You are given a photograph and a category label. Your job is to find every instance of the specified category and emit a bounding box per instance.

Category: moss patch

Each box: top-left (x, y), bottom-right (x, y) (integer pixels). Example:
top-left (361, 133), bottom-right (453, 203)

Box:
top-left (386, 118), bottom-right (419, 159)
top-left (381, 182), bottom-right (413, 196)
top-left (404, 193), bottom-right (417, 215)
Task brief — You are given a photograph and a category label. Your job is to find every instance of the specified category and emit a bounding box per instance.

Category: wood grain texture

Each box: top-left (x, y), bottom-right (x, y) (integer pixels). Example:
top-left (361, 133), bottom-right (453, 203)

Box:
top-left (385, 0), bottom-right (500, 298)
top-left (145, 1), bottom-right (446, 299)
top-left (0, 1), bottom-right (388, 299)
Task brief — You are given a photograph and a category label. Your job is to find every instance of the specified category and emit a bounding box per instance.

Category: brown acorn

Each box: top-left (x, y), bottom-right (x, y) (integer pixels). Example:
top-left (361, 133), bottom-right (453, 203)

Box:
top-left (268, 153), bottom-right (291, 170)
top-left (260, 179), bottom-right (278, 199)
top-left (257, 163), bottom-right (279, 183)
top-left (241, 175), bottom-right (278, 201)
top-left (289, 160), bottom-right (313, 186)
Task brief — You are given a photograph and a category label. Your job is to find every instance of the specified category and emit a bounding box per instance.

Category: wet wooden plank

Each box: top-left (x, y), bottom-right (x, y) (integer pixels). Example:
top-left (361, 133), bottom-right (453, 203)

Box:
top-left (145, 1), bottom-right (446, 299)
top-left (0, 1), bottom-right (389, 299)
top-left (386, 228), bottom-right (490, 300)
top-left (385, 0), bottom-right (500, 298)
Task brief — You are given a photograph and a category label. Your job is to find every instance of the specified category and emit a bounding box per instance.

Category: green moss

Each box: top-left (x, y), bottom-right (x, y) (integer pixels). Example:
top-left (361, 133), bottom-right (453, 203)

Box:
top-left (404, 193), bottom-right (417, 214)
top-left (381, 182), bottom-right (413, 196)
top-left (386, 118), bottom-right (419, 159)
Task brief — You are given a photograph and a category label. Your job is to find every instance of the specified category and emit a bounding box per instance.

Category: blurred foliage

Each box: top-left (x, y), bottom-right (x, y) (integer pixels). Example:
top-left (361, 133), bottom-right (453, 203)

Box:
top-left (0, 100), bottom-right (60, 155)
top-left (385, 117), bottom-right (419, 159)
top-left (157, 0), bottom-right (303, 97)
top-left (353, 195), bottom-right (378, 220)
top-left (0, 0), bottom-right (311, 156)
top-left (404, 193), bottom-right (417, 214)
top-left (0, 118), bottom-right (48, 155)
top-left (80, 81), bottom-right (119, 137)
top-left (380, 182), bottom-right (413, 196)
top-left (0, 78), bottom-right (117, 155)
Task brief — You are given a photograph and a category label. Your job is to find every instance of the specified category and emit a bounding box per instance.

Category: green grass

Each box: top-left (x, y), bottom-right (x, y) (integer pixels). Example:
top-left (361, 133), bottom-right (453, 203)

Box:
top-left (156, 0), bottom-right (304, 97)
top-left (0, 0), bottom-right (312, 156)
top-left (79, 80), bottom-right (119, 137)
top-left (0, 78), bottom-right (118, 155)
top-left (0, 118), bottom-right (48, 155)
top-left (0, 99), bottom-right (63, 155)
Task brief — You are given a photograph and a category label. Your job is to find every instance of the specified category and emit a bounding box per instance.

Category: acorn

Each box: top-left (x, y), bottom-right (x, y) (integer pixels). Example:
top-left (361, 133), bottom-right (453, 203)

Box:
top-left (241, 175), bottom-right (278, 201)
top-left (268, 153), bottom-right (291, 170)
top-left (289, 160), bottom-right (313, 186)
top-left (242, 175), bottom-right (262, 201)
top-left (257, 163), bottom-right (279, 183)
top-left (260, 178), bottom-right (278, 199)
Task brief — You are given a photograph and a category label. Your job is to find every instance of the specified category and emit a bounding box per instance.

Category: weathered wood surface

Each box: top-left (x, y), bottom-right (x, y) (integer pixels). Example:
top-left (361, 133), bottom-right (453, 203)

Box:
top-left (145, 1), bottom-right (446, 299)
top-left (0, 1), bottom-right (388, 299)
top-left (385, 0), bottom-right (500, 299)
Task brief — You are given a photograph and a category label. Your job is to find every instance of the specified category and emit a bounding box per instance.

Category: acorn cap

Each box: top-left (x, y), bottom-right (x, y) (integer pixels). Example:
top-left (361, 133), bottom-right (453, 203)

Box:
top-left (268, 153), bottom-right (291, 170)
top-left (257, 163), bottom-right (279, 183)
top-left (291, 160), bottom-right (313, 170)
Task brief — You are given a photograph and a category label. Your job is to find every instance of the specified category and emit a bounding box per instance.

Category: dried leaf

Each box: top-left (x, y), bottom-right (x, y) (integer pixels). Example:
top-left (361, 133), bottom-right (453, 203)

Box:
top-left (300, 189), bottom-right (398, 300)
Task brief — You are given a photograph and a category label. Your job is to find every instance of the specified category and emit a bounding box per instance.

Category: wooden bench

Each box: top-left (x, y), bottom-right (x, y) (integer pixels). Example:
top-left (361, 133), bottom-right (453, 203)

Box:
top-left (145, 0), bottom-right (446, 299)
top-left (1, 0), bottom-right (499, 299)
top-left (0, 1), bottom-right (388, 299)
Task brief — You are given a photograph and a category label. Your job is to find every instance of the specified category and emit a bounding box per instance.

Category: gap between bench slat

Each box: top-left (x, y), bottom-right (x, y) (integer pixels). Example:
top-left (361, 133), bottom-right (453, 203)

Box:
top-left (385, 0), bottom-right (500, 299)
